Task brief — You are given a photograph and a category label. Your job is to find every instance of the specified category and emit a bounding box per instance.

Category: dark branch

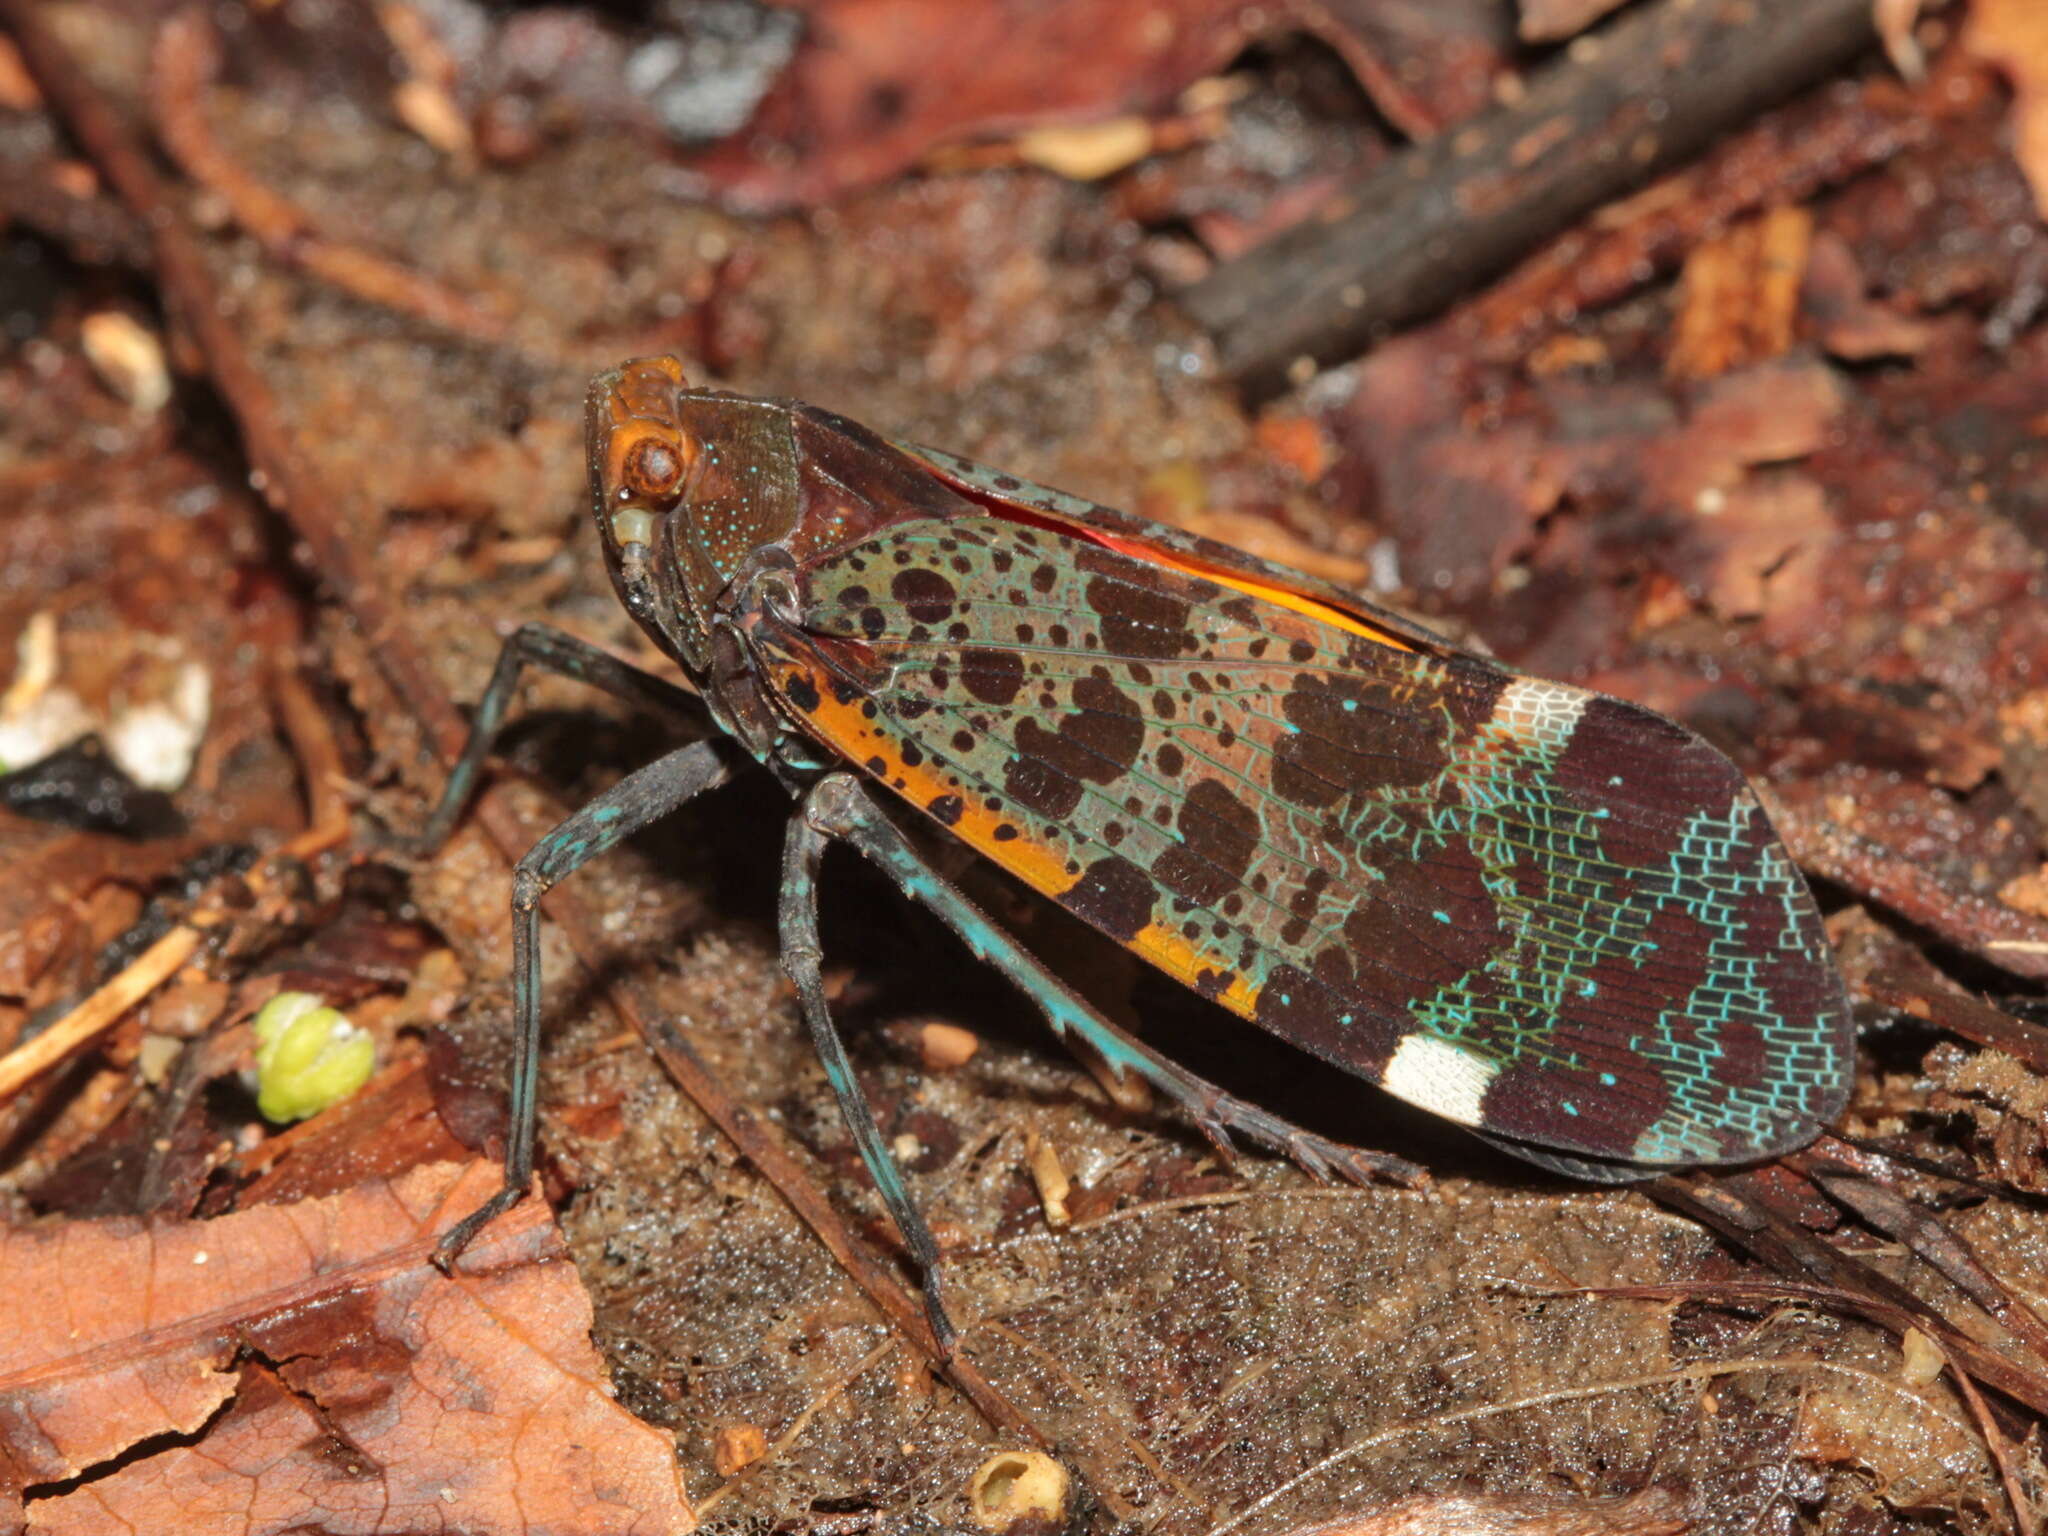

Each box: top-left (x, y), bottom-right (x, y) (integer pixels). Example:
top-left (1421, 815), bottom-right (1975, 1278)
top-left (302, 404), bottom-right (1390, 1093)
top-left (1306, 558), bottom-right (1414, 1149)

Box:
top-left (1182, 0), bottom-right (1881, 394)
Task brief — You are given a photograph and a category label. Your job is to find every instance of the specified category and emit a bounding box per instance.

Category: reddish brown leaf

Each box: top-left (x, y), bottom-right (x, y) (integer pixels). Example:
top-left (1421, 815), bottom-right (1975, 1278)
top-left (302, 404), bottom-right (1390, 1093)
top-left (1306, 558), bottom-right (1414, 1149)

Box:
top-left (1, 1160), bottom-right (693, 1534)
top-left (1968, 0), bottom-right (2048, 218)
top-left (1666, 206), bottom-right (1812, 380)
top-left (1515, 0), bottom-right (1631, 45)
top-left (683, 0), bottom-right (1507, 210)
top-left (1799, 229), bottom-right (1935, 361)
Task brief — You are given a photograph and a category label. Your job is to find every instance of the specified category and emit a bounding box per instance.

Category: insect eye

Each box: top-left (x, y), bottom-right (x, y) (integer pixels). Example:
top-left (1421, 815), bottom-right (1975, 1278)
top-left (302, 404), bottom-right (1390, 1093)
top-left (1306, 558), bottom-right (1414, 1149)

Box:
top-left (621, 434), bottom-right (693, 505)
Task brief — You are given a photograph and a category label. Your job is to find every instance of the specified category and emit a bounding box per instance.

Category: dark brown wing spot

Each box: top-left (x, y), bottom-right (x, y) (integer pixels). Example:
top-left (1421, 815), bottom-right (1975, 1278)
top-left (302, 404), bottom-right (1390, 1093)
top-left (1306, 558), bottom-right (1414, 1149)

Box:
top-left (1064, 856), bottom-right (1156, 942)
top-left (1084, 570), bottom-right (1191, 661)
top-left (1004, 675), bottom-right (1144, 818)
top-left (1253, 952), bottom-right (1393, 1069)
top-left (1005, 755), bottom-right (1082, 819)
top-left (1552, 696), bottom-right (1723, 871)
top-left (961, 648), bottom-right (1025, 706)
top-left (1339, 835), bottom-right (1504, 1002)
top-left (891, 568), bottom-right (957, 625)
top-left (783, 673), bottom-right (821, 712)
top-left (1153, 779), bottom-right (1261, 908)
top-left (1480, 1055), bottom-right (1671, 1158)
top-left (1272, 675), bottom-right (1446, 809)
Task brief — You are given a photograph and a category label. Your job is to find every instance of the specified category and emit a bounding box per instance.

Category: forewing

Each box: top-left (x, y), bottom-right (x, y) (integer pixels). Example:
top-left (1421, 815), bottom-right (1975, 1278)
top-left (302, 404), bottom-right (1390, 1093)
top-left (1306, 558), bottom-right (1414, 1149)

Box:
top-left (762, 514), bottom-right (1850, 1168)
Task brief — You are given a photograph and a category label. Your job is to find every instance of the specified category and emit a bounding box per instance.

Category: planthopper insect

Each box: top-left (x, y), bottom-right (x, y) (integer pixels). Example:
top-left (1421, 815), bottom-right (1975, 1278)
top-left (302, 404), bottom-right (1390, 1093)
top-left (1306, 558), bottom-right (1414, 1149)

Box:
top-left (414, 356), bottom-right (1852, 1346)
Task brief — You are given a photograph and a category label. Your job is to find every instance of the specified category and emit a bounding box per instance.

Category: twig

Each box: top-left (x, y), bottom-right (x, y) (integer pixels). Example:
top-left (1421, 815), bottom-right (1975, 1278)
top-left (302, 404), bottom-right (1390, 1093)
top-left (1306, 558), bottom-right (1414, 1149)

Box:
top-left (0, 927), bottom-right (196, 1102)
top-left (149, 6), bottom-right (511, 346)
top-left (1797, 1159), bottom-right (2048, 1371)
top-left (1067, 1188), bottom-right (1249, 1233)
top-left (1181, 0), bottom-right (1880, 393)
top-left (0, 0), bottom-right (1043, 1446)
top-left (1460, 78), bottom-right (1929, 365)
top-left (0, 824), bottom-right (342, 1105)
top-left (1765, 784), bottom-right (2048, 983)
top-left (0, 161), bottom-right (150, 267)
top-left (270, 652), bottom-right (351, 836)
top-left (1858, 952), bottom-right (2048, 1076)
top-left (1648, 1175), bottom-right (2048, 1419)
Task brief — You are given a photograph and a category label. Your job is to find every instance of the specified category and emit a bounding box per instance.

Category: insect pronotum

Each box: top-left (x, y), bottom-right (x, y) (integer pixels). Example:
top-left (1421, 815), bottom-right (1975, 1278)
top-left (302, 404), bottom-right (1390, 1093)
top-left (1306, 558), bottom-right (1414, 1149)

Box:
top-left (414, 356), bottom-right (1853, 1348)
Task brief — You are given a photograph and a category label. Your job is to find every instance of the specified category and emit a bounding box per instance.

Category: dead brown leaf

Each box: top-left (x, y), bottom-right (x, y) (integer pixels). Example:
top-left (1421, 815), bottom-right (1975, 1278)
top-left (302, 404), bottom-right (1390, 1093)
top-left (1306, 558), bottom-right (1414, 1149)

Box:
top-left (1692, 471), bottom-right (1834, 620)
top-left (1968, 0), bottom-right (2048, 218)
top-left (0, 1159), bottom-right (693, 1534)
top-left (1800, 228), bottom-right (1935, 360)
top-left (684, 0), bottom-right (1507, 210)
top-left (1294, 1485), bottom-right (1688, 1535)
top-left (1667, 205), bottom-right (1813, 380)
top-left (1516, 0), bottom-right (1631, 46)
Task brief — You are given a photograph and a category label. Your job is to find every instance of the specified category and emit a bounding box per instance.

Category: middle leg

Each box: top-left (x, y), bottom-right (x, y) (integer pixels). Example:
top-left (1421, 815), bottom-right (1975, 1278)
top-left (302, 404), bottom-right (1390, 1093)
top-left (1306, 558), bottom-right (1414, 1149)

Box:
top-left (778, 798), bottom-right (957, 1352)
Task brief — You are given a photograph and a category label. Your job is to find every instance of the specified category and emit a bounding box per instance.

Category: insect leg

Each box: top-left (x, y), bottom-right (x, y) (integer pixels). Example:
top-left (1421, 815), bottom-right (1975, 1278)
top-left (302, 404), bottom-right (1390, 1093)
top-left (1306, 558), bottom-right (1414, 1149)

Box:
top-left (395, 622), bottom-right (698, 855)
top-left (434, 736), bottom-right (737, 1270)
top-left (801, 775), bottom-right (1427, 1192)
top-left (782, 784), bottom-right (959, 1353)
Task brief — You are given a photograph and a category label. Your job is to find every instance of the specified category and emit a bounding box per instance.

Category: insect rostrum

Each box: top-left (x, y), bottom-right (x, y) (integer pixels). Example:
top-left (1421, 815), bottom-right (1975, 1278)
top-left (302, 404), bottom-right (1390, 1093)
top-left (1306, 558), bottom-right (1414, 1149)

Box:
top-left (416, 356), bottom-right (1853, 1348)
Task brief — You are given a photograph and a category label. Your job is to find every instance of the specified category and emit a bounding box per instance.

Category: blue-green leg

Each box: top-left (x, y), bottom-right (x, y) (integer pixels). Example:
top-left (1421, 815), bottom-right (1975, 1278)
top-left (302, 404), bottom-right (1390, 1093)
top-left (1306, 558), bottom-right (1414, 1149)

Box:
top-left (800, 774), bottom-right (1425, 1198)
top-left (392, 622), bottom-right (698, 856)
top-left (434, 737), bottom-right (737, 1269)
top-left (780, 800), bottom-right (958, 1352)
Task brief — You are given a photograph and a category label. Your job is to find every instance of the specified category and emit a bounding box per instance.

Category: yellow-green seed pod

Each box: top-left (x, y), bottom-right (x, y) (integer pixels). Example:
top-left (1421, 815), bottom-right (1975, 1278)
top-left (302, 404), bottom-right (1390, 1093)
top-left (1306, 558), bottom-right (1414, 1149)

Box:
top-left (252, 991), bottom-right (375, 1123)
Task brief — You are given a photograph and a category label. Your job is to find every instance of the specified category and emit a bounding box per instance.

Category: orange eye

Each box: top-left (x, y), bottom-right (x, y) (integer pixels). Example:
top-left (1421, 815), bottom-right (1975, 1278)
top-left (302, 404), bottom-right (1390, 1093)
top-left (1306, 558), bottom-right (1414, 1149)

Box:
top-left (621, 433), bottom-right (693, 504)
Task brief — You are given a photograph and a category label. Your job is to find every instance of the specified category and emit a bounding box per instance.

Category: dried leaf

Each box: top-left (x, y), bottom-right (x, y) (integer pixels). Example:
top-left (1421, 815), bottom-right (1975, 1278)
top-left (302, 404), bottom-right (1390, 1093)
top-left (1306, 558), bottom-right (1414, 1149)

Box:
top-left (1875, 0), bottom-right (1927, 81)
top-left (1295, 1486), bottom-right (1688, 1535)
top-left (1968, 0), bottom-right (2048, 218)
top-left (1516, 0), bottom-right (1631, 46)
top-left (684, 0), bottom-right (1507, 209)
top-left (1800, 229), bottom-right (1934, 360)
top-left (1667, 206), bottom-right (1812, 380)
top-left (0, 1160), bottom-right (693, 1534)
top-left (1693, 473), bottom-right (1834, 621)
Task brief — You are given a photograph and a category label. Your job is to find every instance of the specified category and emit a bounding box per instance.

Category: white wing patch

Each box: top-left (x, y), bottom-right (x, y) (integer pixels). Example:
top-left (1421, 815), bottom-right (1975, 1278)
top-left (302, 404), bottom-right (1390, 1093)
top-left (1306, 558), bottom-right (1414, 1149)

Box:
top-left (1382, 1033), bottom-right (1499, 1125)
top-left (1491, 677), bottom-right (1588, 755)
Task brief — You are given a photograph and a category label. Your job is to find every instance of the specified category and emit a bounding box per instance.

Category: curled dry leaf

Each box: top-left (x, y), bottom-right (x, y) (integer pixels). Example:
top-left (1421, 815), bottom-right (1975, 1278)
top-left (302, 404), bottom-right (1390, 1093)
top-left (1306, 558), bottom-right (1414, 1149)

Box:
top-left (1875, 0), bottom-right (1926, 81)
top-left (0, 1159), bottom-right (693, 1535)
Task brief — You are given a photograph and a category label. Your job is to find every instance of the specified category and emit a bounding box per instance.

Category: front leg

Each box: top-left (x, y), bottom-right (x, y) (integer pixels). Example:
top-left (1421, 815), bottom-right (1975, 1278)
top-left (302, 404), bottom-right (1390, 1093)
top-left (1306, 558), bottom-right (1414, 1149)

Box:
top-left (392, 621), bottom-right (699, 856)
top-left (434, 736), bottom-right (737, 1269)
